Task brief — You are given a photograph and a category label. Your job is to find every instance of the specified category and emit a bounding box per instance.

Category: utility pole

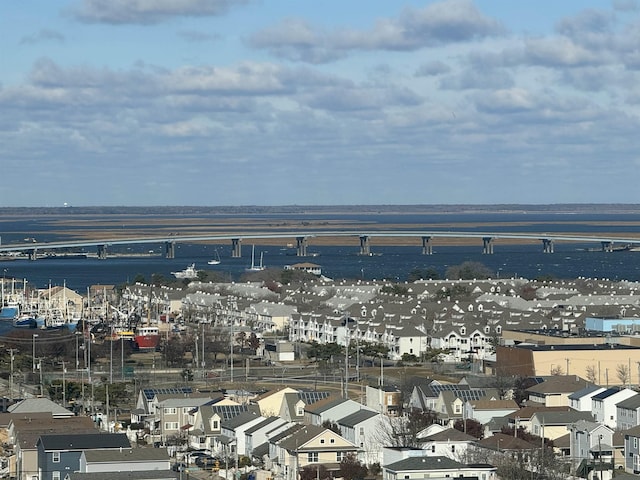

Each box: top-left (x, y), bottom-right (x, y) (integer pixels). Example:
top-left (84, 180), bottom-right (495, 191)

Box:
top-left (8, 348), bottom-right (16, 401)
top-left (62, 361), bottom-right (66, 407)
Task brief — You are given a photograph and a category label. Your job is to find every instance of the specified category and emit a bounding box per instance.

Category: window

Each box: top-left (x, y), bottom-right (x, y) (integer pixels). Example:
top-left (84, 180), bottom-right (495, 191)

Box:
top-left (307, 452), bottom-right (319, 463)
top-left (330, 438), bottom-right (335, 444)
top-left (634, 437), bottom-right (638, 449)
top-left (164, 407), bottom-right (177, 415)
top-left (320, 439), bottom-right (325, 444)
top-left (52, 472), bottom-right (60, 480)
top-left (52, 451), bottom-right (60, 463)
top-left (431, 446), bottom-right (435, 453)
top-left (297, 406), bottom-right (304, 416)
top-left (451, 445), bottom-right (455, 453)
top-left (164, 422), bottom-right (179, 430)
top-left (359, 427), bottom-right (364, 436)
top-left (336, 452), bottom-right (346, 462)
top-left (211, 419), bottom-right (220, 430)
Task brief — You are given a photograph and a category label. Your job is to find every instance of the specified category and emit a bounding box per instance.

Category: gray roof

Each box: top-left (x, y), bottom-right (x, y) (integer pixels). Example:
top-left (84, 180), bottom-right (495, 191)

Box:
top-left (38, 433), bottom-right (131, 450)
top-left (385, 456), bottom-right (465, 472)
top-left (8, 398), bottom-right (74, 417)
top-left (70, 471), bottom-right (178, 480)
top-left (337, 409), bottom-right (379, 428)
top-left (83, 447), bottom-right (170, 463)
top-left (245, 416), bottom-right (284, 435)
top-left (616, 393), bottom-right (640, 410)
top-left (532, 410), bottom-right (594, 425)
top-left (221, 411), bottom-right (262, 430)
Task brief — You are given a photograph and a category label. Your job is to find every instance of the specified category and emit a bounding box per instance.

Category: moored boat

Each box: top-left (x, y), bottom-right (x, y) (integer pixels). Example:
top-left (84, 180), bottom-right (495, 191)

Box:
top-left (134, 325), bottom-right (160, 350)
top-left (171, 263), bottom-right (198, 279)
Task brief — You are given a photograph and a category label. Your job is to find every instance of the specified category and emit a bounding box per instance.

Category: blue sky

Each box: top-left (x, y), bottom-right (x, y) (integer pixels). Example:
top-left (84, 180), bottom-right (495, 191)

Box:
top-left (1, 0), bottom-right (639, 207)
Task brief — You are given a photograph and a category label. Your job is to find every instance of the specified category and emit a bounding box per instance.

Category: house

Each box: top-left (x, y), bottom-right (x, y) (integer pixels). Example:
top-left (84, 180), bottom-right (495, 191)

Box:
top-left (8, 413), bottom-right (98, 480)
top-left (79, 447), bottom-right (170, 472)
top-left (8, 398), bottom-right (75, 419)
top-left (153, 395), bottom-right (217, 445)
top-left (525, 375), bottom-right (593, 407)
top-left (272, 425), bottom-right (359, 480)
top-left (382, 455), bottom-right (497, 480)
top-left (336, 408), bottom-right (383, 465)
top-left (220, 411), bottom-right (264, 456)
top-left (569, 385), bottom-right (607, 412)
top-left (433, 388), bottom-right (500, 427)
top-left (569, 420), bottom-right (615, 479)
top-left (530, 410), bottom-right (594, 441)
top-left (244, 417), bottom-right (289, 459)
top-left (592, 387), bottom-right (637, 429)
top-left (464, 399), bottom-right (519, 425)
top-left (36, 433), bottom-right (130, 480)
top-left (365, 385), bottom-right (402, 416)
top-left (416, 428), bottom-right (476, 459)
top-left (255, 387), bottom-right (299, 417)
top-left (278, 391), bottom-right (331, 423)
top-left (623, 425), bottom-right (640, 474)
top-left (304, 397), bottom-right (363, 427)
top-left (616, 394), bottom-right (640, 431)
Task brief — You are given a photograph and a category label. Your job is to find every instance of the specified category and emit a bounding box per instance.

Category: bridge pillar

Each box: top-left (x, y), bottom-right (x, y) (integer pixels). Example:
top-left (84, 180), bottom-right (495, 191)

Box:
top-left (97, 244), bottom-right (108, 260)
top-left (231, 238), bottom-right (242, 258)
top-left (601, 241), bottom-right (614, 252)
top-left (359, 236), bottom-right (371, 256)
top-left (164, 241), bottom-right (175, 259)
top-left (482, 237), bottom-right (494, 254)
top-left (542, 239), bottom-right (554, 253)
top-left (28, 249), bottom-right (38, 261)
top-left (421, 236), bottom-right (433, 255)
top-left (296, 236), bottom-right (308, 257)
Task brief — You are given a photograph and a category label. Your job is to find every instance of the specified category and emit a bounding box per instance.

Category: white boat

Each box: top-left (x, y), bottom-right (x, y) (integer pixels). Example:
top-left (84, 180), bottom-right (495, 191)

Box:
top-left (246, 245), bottom-right (265, 272)
top-left (207, 249), bottom-right (221, 265)
top-left (172, 263), bottom-right (199, 279)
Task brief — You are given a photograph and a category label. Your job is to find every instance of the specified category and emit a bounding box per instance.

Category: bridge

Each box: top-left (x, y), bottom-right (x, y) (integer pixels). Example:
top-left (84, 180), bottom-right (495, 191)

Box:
top-left (1, 230), bottom-right (639, 260)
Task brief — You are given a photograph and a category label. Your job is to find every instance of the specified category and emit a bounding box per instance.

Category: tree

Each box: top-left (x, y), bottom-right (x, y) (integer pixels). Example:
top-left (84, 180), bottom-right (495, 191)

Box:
top-left (300, 464), bottom-right (329, 480)
top-left (322, 420), bottom-right (341, 435)
top-left (377, 409), bottom-right (437, 447)
top-left (453, 418), bottom-right (482, 439)
top-left (585, 364), bottom-right (598, 384)
top-left (616, 363), bottom-right (630, 386)
top-left (339, 453), bottom-right (368, 480)
top-left (550, 365), bottom-right (564, 376)
top-left (445, 261), bottom-right (493, 280)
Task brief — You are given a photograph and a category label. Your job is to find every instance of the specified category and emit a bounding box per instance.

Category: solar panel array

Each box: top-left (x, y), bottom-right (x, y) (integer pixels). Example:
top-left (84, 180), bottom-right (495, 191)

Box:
top-left (211, 404), bottom-right (249, 420)
top-left (429, 384), bottom-right (486, 401)
top-left (298, 391), bottom-right (330, 404)
top-left (143, 387), bottom-right (193, 400)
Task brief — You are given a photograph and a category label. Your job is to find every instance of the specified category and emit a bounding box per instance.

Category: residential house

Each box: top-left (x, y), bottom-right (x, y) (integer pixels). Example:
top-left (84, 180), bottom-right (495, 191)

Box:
top-left (278, 391), bottom-right (331, 423)
top-left (525, 375), bottom-right (593, 407)
top-left (36, 433), bottom-right (130, 480)
top-left (154, 395), bottom-right (217, 445)
top-left (254, 387), bottom-right (299, 417)
top-left (592, 387), bottom-right (637, 429)
top-left (623, 425), bottom-right (640, 474)
top-left (464, 399), bottom-right (519, 425)
top-left (272, 425), bottom-right (359, 480)
top-left (501, 405), bottom-right (572, 436)
top-left (569, 420), bottom-right (615, 480)
top-left (569, 385), bottom-right (607, 412)
top-left (416, 428), bottom-right (476, 460)
top-left (616, 394), bottom-right (640, 431)
top-left (220, 411), bottom-right (264, 456)
top-left (433, 388), bottom-right (500, 427)
top-left (8, 413), bottom-right (97, 480)
top-left (188, 402), bottom-right (260, 455)
top-left (530, 410), bottom-right (594, 442)
top-left (365, 385), bottom-right (402, 416)
top-left (382, 456), bottom-right (497, 480)
top-left (474, 433), bottom-right (539, 471)
top-left (244, 417), bottom-right (289, 459)
top-left (336, 408), bottom-right (383, 465)
top-left (304, 397), bottom-right (363, 427)
top-left (132, 387), bottom-right (195, 425)
top-left (79, 447), bottom-right (170, 473)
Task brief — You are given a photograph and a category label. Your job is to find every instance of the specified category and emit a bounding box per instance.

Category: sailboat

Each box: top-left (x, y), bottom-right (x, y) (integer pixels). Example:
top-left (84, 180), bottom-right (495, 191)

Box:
top-left (207, 248), bottom-right (221, 265)
top-left (246, 245), bottom-right (265, 271)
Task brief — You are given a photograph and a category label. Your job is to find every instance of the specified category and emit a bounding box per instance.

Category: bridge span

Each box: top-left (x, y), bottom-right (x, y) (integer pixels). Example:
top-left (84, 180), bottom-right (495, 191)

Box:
top-left (0, 231), bottom-right (639, 260)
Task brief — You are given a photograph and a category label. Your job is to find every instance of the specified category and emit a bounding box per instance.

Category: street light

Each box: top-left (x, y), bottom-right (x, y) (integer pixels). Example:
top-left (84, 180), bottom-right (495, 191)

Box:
top-left (32, 333), bottom-right (38, 372)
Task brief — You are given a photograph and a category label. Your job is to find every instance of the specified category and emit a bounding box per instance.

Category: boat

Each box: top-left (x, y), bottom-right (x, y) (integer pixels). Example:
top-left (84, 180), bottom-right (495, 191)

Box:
top-left (207, 249), bottom-right (221, 265)
top-left (246, 245), bottom-right (265, 272)
top-left (13, 313), bottom-right (38, 328)
top-left (134, 324), bottom-right (160, 350)
top-left (0, 304), bottom-right (19, 322)
top-left (172, 263), bottom-right (198, 279)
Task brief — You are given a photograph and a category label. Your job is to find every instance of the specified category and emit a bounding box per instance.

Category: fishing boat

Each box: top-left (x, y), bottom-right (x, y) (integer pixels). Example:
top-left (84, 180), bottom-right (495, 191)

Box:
top-left (171, 263), bottom-right (198, 279)
top-left (207, 249), bottom-right (221, 265)
top-left (246, 245), bottom-right (265, 272)
top-left (134, 324), bottom-right (160, 350)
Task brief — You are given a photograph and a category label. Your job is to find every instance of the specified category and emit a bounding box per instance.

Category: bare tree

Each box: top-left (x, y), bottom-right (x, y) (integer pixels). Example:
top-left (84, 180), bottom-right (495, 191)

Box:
top-left (585, 364), bottom-right (597, 384)
top-left (375, 410), bottom-right (437, 448)
top-left (616, 363), bottom-right (630, 386)
top-left (550, 365), bottom-right (564, 376)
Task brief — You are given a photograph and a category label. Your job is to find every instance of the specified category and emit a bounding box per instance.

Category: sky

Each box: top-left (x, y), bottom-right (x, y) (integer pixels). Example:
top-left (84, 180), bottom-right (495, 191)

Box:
top-left (2, 0), bottom-right (640, 207)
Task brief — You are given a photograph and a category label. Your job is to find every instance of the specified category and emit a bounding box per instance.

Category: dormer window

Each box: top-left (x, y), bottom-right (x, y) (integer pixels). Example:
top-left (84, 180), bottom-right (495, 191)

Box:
top-left (210, 418), bottom-right (220, 430)
top-left (297, 406), bottom-right (304, 416)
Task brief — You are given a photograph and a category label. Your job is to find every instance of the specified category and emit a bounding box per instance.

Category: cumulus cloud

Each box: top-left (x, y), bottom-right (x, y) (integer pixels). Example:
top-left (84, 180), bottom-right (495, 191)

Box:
top-left (69, 0), bottom-right (249, 25)
top-left (249, 0), bottom-right (504, 63)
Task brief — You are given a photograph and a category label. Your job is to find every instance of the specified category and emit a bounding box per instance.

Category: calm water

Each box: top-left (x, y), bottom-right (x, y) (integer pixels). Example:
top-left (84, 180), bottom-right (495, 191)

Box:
top-left (1, 212), bottom-right (639, 291)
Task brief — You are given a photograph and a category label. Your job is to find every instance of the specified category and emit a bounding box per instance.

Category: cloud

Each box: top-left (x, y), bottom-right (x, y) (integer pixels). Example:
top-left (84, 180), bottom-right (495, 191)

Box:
top-left (68, 0), bottom-right (249, 25)
top-left (19, 29), bottom-right (65, 45)
top-left (249, 0), bottom-right (504, 63)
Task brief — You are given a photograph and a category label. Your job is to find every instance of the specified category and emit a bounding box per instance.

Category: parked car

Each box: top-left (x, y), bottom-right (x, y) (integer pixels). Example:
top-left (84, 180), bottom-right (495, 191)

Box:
top-left (195, 456), bottom-right (218, 469)
top-left (186, 451), bottom-right (209, 464)
top-left (172, 462), bottom-right (188, 472)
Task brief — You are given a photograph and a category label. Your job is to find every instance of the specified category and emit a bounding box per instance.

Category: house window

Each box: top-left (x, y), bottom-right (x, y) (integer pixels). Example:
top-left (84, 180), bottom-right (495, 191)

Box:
top-left (431, 446), bottom-right (435, 453)
top-left (52, 472), bottom-right (60, 480)
top-left (359, 427), bottom-right (364, 435)
top-left (164, 422), bottom-right (179, 430)
top-left (52, 451), bottom-right (60, 463)
top-left (336, 452), bottom-right (346, 462)
top-left (320, 439), bottom-right (325, 444)
top-left (451, 445), bottom-right (455, 453)
top-left (164, 407), bottom-right (177, 415)
top-left (307, 452), bottom-right (319, 463)
top-left (297, 407), bottom-right (304, 416)
top-left (634, 438), bottom-right (638, 449)
top-left (211, 419), bottom-right (220, 430)
top-left (330, 438), bottom-right (335, 443)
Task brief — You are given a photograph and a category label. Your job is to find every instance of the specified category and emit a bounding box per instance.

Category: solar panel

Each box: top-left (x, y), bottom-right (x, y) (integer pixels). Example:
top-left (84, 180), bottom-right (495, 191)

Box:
top-left (298, 391), bottom-right (330, 404)
top-left (211, 404), bottom-right (249, 420)
top-left (143, 387), bottom-right (193, 400)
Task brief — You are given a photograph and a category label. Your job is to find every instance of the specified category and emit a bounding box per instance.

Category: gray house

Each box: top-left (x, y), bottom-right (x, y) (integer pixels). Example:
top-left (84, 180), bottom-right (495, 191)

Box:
top-left (617, 394), bottom-right (640, 431)
top-left (36, 433), bottom-right (130, 480)
top-left (623, 424), bottom-right (640, 474)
